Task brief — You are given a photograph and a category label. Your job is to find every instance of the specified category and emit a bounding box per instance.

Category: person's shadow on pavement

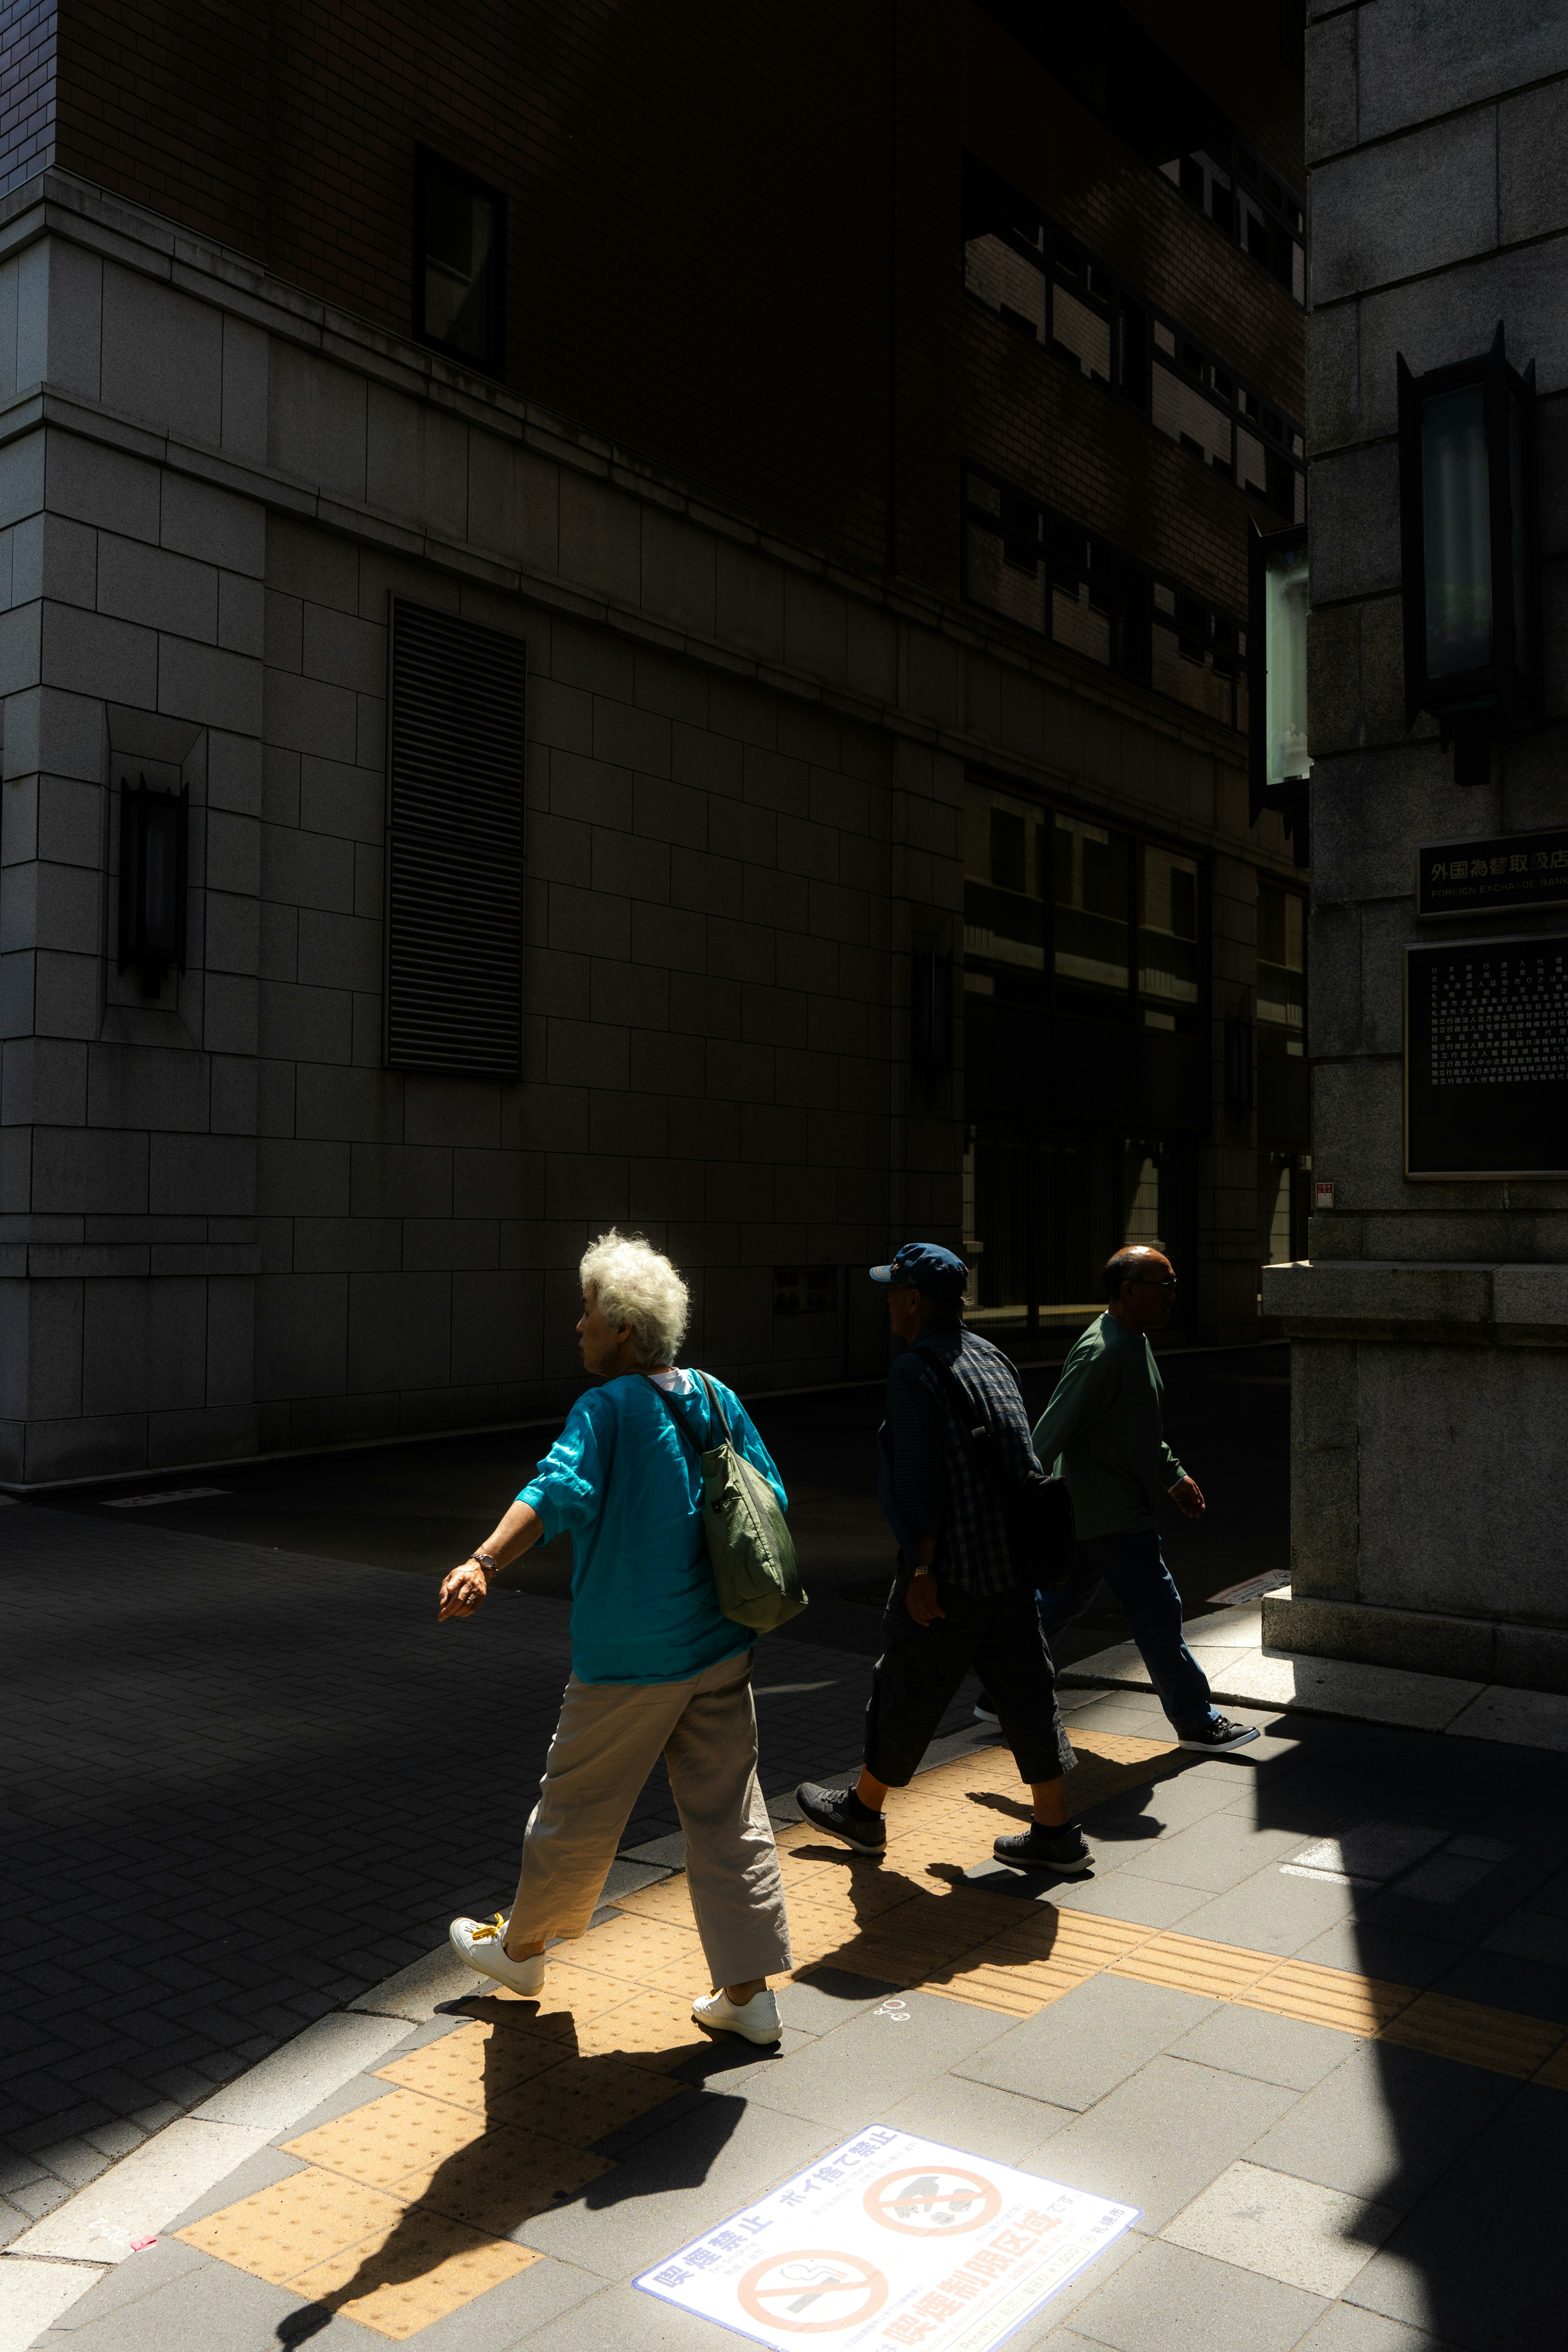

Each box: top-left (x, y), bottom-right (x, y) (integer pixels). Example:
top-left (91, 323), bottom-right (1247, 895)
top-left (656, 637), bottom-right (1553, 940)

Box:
top-left (272, 1991), bottom-right (748, 2343)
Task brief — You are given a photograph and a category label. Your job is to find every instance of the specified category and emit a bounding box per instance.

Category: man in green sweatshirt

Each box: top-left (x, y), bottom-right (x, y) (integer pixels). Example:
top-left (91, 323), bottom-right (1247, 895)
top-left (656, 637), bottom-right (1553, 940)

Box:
top-left (1028, 1244), bottom-right (1258, 1753)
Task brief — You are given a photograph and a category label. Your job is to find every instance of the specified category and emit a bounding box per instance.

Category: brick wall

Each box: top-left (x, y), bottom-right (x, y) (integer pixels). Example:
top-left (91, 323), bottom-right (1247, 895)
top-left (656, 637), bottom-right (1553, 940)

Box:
top-left (0, 0), bottom-right (52, 201)
top-left (20, 0), bottom-right (1301, 608)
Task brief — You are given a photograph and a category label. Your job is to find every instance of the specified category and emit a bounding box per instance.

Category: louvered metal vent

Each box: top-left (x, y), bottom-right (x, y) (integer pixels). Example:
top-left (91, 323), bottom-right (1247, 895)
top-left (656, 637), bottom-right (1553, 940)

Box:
top-left (384, 599), bottom-right (527, 1077)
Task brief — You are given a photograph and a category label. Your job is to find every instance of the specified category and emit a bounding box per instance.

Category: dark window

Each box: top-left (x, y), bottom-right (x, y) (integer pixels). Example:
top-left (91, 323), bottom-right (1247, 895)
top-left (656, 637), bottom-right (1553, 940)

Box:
top-left (963, 157), bottom-right (1304, 514)
top-left (975, 0), bottom-right (1306, 303)
top-left (964, 466), bottom-right (1245, 727)
top-left (414, 149), bottom-right (506, 377)
top-left (384, 599), bottom-right (527, 1078)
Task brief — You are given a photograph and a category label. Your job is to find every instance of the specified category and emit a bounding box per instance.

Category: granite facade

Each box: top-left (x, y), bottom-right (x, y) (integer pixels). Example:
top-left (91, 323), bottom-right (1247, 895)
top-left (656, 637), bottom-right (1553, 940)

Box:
top-left (1264, 1), bottom-right (1568, 1691)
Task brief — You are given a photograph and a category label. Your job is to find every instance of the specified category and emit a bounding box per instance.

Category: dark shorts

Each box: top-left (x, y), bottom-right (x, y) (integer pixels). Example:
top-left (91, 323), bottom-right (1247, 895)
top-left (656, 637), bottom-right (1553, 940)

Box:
top-left (864, 1572), bottom-right (1074, 1788)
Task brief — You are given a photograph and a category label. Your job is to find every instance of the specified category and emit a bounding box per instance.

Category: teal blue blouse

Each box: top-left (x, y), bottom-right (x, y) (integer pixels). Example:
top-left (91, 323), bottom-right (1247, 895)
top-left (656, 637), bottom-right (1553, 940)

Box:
top-left (516, 1371), bottom-right (788, 1685)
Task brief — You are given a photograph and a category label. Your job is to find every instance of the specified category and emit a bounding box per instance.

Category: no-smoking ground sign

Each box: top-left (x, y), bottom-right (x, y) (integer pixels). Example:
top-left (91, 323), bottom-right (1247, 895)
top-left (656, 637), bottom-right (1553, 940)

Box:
top-left (637, 2127), bottom-right (1138, 2351)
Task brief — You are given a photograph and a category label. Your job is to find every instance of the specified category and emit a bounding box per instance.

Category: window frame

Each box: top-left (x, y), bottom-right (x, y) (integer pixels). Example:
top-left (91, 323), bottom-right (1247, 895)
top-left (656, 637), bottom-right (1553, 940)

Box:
top-left (962, 771), bottom-right (1211, 1045)
top-left (412, 146), bottom-right (508, 381)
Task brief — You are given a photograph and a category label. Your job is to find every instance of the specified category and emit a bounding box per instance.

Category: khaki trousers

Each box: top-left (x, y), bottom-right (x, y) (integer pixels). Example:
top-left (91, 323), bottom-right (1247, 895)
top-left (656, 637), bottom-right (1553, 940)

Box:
top-left (510, 1647), bottom-right (793, 1987)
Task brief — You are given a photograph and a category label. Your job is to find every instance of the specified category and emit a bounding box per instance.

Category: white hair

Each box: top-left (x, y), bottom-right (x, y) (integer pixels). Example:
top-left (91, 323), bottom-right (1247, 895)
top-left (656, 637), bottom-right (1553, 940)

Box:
top-left (579, 1229), bottom-right (689, 1366)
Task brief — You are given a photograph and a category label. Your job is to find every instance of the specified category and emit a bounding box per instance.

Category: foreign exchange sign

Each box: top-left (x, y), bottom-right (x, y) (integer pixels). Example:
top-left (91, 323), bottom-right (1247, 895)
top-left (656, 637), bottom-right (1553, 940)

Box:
top-left (1405, 937), bottom-right (1568, 1177)
top-left (1417, 827), bottom-right (1568, 920)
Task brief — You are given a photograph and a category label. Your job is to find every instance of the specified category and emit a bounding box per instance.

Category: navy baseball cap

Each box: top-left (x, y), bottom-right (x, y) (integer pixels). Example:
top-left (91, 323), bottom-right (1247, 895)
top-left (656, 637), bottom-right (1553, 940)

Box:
top-left (869, 1241), bottom-right (969, 1295)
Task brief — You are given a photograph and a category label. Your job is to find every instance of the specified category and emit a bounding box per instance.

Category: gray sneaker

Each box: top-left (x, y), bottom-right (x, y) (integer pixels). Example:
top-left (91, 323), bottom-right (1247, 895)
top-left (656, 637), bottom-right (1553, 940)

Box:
top-left (795, 1782), bottom-right (887, 1855)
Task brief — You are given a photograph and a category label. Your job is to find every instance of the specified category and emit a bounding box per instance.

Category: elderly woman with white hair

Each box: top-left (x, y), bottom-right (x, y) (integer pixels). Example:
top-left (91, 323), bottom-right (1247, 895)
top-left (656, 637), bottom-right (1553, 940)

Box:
top-left (437, 1230), bottom-right (794, 2045)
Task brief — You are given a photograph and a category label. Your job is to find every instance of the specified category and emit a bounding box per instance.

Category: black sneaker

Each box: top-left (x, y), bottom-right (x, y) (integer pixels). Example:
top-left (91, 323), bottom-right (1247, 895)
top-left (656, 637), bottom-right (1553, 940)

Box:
top-left (992, 1821), bottom-right (1093, 1875)
top-left (972, 1691), bottom-right (1000, 1723)
top-left (1177, 1715), bottom-right (1261, 1753)
top-left (795, 1782), bottom-right (887, 1856)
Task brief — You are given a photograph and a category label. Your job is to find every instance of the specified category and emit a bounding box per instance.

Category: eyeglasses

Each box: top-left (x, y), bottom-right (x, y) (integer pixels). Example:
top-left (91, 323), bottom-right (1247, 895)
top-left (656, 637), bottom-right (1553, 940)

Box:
top-left (1129, 1276), bottom-right (1178, 1291)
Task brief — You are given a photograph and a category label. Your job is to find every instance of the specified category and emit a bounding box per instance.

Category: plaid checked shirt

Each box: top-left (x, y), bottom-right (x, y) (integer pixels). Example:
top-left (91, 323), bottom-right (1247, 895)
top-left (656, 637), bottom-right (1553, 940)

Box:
top-left (876, 1321), bottom-right (1041, 1595)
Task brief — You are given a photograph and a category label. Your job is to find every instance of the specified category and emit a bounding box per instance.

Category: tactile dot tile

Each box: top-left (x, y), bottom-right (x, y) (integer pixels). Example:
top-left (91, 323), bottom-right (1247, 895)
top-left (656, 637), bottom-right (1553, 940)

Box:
top-left (176, 2166), bottom-right (409, 2285)
top-left (490, 1961), bottom-right (641, 2038)
top-left (376, 2022), bottom-right (567, 2113)
top-left (1378, 1990), bottom-right (1566, 2078)
top-left (284, 2087), bottom-right (488, 2187)
top-left (613, 1875), bottom-right (701, 1924)
top-left (571, 1914), bottom-right (704, 1980)
top-left (290, 2206), bottom-right (541, 2341)
top-left (398, 2131), bottom-right (612, 2235)
top-left (490, 2052), bottom-right (681, 2141)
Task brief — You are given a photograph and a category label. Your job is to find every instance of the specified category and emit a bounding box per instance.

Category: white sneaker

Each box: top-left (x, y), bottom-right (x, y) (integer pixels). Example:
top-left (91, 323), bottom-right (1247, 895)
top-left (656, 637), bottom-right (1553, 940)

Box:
top-left (449, 1913), bottom-right (546, 1996)
top-left (692, 1987), bottom-right (783, 2045)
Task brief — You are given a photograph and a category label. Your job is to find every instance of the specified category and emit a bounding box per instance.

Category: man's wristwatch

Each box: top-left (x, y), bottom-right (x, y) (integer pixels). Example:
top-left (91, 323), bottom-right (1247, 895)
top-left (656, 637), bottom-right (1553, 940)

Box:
top-left (910, 1564), bottom-right (935, 1578)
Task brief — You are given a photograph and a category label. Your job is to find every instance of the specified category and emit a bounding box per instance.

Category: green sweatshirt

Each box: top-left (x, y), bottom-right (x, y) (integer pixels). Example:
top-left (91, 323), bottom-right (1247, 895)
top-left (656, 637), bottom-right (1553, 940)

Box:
top-left (1031, 1312), bottom-right (1187, 1539)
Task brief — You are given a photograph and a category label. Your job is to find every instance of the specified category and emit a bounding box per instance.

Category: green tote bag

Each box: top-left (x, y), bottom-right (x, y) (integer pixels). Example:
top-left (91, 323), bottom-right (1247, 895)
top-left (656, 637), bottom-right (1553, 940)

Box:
top-left (642, 1371), bottom-right (808, 1634)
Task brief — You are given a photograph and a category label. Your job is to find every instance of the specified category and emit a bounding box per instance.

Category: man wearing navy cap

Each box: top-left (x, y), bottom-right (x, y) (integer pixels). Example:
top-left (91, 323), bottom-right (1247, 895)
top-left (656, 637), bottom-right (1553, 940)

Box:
top-left (795, 1241), bottom-right (1085, 1875)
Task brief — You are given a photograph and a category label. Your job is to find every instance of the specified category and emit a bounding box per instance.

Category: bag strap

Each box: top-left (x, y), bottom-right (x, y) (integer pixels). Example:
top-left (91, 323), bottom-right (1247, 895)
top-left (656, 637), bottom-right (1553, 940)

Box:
top-left (691, 1369), bottom-right (734, 1448)
top-left (638, 1370), bottom-right (716, 1464)
top-left (923, 1349), bottom-right (992, 1465)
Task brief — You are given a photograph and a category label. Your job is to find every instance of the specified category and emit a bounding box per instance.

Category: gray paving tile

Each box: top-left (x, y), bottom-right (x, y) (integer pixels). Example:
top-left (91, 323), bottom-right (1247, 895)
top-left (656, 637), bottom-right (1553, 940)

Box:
top-left (997, 2225), bottom-right (1148, 2348)
top-left (1120, 1817), bottom-right (1309, 1895)
top-left (1175, 1867), bottom-right (1361, 1957)
top-left (1162, 2159), bottom-right (1398, 2298)
top-left (673, 2025), bottom-right (818, 2095)
top-left (1288, 1920), bottom-right (1457, 1989)
top-left (388, 2253), bottom-right (603, 2352)
top-left (774, 1966), bottom-right (898, 2034)
top-left (1245, 2043), bottom-right (1519, 2210)
top-left (1068, 2236), bottom-right (1326, 2352)
top-left (45, 2235), bottom-right (208, 2331)
top-left (36, 2254), bottom-right (380, 2351)
top-left (167, 2142), bottom-right (305, 2229)
top-left (1481, 1906), bottom-right (1568, 1967)
top-left (510, 2277), bottom-right (769, 2348)
top-left (1296, 2304), bottom-right (1448, 2352)
top-left (1425, 1945), bottom-right (1568, 2024)
top-left (1020, 1872), bottom-right (1209, 1930)
top-left (1345, 2085), bottom-right (1564, 2348)
top-left (1167, 2006), bottom-right (1362, 2091)
top-left (875, 2074), bottom-right (1076, 2164)
top-left (518, 2094), bottom-right (837, 2278)
top-left (1018, 2056), bottom-right (1297, 2229)
top-left (736, 1986), bottom-right (1014, 2129)
top-left (1084, 1767), bottom-right (1250, 1837)
top-left (953, 1975), bottom-right (1217, 2111)
top-left (265, 2069), bottom-right (402, 2144)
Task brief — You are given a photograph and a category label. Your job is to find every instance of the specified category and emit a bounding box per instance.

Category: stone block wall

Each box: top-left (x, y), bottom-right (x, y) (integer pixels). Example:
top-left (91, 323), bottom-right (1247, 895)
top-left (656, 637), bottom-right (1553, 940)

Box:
top-left (1265, 3), bottom-right (1568, 1691)
top-left (0, 169), bottom-right (1292, 1483)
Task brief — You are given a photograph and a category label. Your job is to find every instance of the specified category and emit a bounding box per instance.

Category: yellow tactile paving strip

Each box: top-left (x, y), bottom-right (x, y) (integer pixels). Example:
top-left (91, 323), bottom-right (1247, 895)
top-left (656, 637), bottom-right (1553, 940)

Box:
top-left (179, 1728), bottom-right (1568, 2336)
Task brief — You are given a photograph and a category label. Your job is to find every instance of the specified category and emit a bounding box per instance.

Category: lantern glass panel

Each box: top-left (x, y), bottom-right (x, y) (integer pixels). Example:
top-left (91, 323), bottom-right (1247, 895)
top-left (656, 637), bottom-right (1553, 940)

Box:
top-left (1263, 539), bottom-right (1309, 784)
top-left (1421, 384), bottom-right (1492, 676)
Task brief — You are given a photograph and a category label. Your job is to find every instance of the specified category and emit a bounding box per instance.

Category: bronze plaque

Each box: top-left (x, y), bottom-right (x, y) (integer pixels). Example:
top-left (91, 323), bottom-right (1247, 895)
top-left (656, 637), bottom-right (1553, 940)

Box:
top-left (1405, 936), bottom-right (1568, 1178)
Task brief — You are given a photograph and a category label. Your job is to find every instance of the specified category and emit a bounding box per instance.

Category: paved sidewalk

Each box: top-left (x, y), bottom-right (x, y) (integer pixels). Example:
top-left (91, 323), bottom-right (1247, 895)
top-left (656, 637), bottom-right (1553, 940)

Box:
top-left (0, 1510), bottom-right (970, 2218)
top-left (10, 1686), bottom-right (1567, 2352)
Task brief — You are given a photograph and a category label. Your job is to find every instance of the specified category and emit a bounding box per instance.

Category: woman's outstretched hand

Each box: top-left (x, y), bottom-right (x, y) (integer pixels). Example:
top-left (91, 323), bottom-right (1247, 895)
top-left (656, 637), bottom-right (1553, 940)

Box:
top-left (438, 1561), bottom-right (490, 1619)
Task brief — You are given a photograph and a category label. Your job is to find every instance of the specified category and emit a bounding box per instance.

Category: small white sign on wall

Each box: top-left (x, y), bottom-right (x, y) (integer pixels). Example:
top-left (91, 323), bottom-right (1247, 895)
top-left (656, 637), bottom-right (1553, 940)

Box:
top-left (635, 2127), bottom-right (1138, 2352)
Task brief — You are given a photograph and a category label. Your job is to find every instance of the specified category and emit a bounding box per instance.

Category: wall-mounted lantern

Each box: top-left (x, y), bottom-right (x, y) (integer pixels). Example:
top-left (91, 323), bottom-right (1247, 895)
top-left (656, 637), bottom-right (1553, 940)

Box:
top-left (1396, 324), bottom-right (1540, 786)
top-left (1248, 521), bottom-right (1309, 866)
top-left (117, 775), bottom-right (188, 996)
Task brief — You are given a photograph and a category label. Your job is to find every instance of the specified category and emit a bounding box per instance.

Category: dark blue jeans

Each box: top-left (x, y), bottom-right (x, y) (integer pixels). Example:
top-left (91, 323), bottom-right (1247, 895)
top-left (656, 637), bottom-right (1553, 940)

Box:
top-left (1037, 1530), bottom-right (1218, 1737)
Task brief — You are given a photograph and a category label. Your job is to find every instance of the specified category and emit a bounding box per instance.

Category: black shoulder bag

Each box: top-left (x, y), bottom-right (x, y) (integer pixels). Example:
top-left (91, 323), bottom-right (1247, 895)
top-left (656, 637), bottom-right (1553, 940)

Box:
top-left (926, 1354), bottom-right (1077, 1590)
